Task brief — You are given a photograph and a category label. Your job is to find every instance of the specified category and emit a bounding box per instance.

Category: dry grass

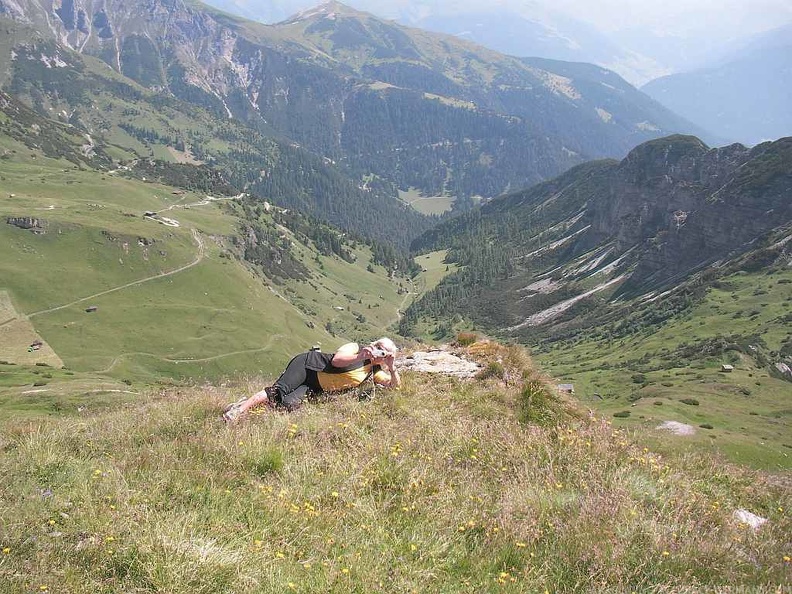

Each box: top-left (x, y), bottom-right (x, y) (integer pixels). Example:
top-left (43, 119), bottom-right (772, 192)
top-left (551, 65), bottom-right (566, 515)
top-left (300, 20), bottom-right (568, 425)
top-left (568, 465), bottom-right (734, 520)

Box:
top-left (0, 346), bottom-right (789, 593)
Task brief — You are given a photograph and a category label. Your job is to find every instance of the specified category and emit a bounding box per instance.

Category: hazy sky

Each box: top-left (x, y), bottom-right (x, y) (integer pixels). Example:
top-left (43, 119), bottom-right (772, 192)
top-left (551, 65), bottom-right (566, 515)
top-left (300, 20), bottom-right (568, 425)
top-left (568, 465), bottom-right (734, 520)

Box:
top-left (231, 0), bottom-right (792, 39)
top-left (548, 0), bottom-right (792, 36)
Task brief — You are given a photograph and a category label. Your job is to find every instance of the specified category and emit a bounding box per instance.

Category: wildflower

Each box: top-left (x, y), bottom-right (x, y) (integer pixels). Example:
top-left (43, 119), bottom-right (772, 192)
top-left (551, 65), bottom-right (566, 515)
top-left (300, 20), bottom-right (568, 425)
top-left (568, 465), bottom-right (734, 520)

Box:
top-left (303, 562), bottom-right (312, 569)
top-left (48, 519), bottom-right (56, 526)
top-left (515, 542), bottom-right (527, 548)
top-left (784, 555), bottom-right (790, 562)
top-left (288, 582), bottom-right (296, 590)
top-left (331, 491), bottom-right (339, 498)
top-left (275, 551), bottom-right (285, 559)
top-left (254, 540), bottom-right (263, 548)
top-left (410, 544), bottom-right (417, 551)
top-left (2, 548), bottom-right (10, 554)
top-left (40, 587), bottom-right (48, 592)
top-left (341, 567), bottom-right (350, 574)
top-left (662, 551), bottom-right (670, 557)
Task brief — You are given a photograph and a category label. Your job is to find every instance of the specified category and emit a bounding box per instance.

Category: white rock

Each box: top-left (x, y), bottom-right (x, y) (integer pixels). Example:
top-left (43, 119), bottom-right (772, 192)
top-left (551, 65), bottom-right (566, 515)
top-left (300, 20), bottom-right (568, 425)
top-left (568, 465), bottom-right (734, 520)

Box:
top-left (733, 509), bottom-right (767, 530)
top-left (656, 420), bottom-right (696, 436)
top-left (398, 350), bottom-right (481, 379)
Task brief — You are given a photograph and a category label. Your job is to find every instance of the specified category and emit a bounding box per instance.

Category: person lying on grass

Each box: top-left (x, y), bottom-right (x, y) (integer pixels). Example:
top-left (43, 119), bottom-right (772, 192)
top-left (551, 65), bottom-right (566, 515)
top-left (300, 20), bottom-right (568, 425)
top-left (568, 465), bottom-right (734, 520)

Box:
top-left (222, 337), bottom-right (400, 423)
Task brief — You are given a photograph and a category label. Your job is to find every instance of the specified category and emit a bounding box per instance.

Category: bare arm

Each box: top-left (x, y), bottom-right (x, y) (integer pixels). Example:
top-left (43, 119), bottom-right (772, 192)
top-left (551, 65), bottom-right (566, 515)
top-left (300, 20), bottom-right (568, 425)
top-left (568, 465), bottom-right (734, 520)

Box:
top-left (330, 343), bottom-right (370, 368)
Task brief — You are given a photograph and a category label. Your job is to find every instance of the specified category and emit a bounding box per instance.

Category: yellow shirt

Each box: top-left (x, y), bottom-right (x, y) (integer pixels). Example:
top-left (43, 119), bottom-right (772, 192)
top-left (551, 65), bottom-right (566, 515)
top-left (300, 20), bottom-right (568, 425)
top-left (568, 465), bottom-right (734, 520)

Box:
top-left (316, 343), bottom-right (391, 391)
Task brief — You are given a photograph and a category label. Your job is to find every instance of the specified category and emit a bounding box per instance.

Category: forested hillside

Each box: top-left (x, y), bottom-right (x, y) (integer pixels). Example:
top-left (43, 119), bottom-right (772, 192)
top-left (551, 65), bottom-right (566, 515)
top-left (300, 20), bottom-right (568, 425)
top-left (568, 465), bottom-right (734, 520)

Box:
top-left (0, 0), bottom-right (710, 225)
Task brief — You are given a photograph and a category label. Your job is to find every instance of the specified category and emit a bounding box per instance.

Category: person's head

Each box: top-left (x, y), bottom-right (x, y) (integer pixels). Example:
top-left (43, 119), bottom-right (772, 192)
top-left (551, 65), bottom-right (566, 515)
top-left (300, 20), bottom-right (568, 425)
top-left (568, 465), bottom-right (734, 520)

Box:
top-left (370, 337), bottom-right (398, 359)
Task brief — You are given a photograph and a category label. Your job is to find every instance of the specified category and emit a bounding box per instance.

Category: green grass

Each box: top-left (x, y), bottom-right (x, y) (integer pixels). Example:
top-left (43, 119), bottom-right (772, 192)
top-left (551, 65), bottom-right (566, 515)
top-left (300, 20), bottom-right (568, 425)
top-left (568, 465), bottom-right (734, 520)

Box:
top-left (536, 268), bottom-right (792, 471)
top-left (0, 346), bottom-right (788, 593)
top-left (399, 188), bottom-right (455, 215)
top-left (413, 250), bottom-right (458, 294)
top-left (0, 136), bottom-right (412, 400)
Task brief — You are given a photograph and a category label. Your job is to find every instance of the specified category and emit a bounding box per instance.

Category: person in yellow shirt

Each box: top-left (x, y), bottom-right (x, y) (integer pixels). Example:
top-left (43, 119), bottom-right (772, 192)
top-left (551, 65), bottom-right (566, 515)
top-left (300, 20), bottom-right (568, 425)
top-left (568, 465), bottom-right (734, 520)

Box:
top-left (222, 337), bottom-right (400, 422)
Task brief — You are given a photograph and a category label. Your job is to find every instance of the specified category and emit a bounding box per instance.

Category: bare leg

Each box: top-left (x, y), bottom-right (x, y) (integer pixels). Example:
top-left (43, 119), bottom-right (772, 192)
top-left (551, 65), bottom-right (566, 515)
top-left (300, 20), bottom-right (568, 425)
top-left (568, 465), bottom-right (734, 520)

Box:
top-left (238, 388), bottom-right (272, 414)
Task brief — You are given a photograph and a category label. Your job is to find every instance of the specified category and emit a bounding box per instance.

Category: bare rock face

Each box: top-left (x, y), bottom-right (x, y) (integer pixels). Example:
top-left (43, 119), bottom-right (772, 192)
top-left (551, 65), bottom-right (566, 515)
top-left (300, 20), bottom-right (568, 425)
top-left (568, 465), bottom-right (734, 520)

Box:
top-left (6, 216), bottom-right (46, 232)
top-left (398, 348), bottom-right (481, 379)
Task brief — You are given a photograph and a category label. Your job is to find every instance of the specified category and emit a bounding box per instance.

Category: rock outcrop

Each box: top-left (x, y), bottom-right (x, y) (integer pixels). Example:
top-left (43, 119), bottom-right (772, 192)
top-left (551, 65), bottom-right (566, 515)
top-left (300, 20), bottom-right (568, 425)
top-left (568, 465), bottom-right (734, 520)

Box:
top-left (6, 217), bottom-right (46, 232)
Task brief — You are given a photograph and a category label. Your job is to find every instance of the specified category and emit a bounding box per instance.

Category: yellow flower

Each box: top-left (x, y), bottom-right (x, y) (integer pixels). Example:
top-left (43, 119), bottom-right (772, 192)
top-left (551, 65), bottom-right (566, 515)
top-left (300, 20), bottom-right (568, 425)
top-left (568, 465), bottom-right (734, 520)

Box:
top-left (410, 544), bottom-right (417, 551)
top-left (784, 555), bottom-right (791, 562)
top-left (2, 548), bottom-right (10, 554)
top-left (303, 562), bottom-right (312, 569)
top-left (275, 551), bottom-right (285, 559)
top-left (331, 491), bottom-right (339, 498)
top-left (287, 582), bottom-right (296, 590)
top-left (341, 567), bottom-right (350, 574)
top-left (515, 542), bottom-right (527, 548)
top-left (40, 587), bottom-right (48, 592)
top-left (662, 551), bottom-right (670, 557)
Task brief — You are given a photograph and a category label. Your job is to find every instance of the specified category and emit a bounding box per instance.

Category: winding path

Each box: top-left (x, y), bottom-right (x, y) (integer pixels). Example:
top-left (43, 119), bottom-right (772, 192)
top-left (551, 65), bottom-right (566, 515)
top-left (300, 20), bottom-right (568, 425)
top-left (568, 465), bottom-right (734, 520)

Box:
top-left (94, 334), bottom-right (284, 373)
top-left (28, 229), bottom-right (205, 318)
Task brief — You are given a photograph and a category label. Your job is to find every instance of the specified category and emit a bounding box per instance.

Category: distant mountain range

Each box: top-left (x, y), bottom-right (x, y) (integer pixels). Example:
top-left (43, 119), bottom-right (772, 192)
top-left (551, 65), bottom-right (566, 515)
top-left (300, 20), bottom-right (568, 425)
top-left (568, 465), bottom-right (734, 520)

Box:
top-left (0, 0), bottom-right (710, 242)
top-left (641, 25), bottom-right (792, 146)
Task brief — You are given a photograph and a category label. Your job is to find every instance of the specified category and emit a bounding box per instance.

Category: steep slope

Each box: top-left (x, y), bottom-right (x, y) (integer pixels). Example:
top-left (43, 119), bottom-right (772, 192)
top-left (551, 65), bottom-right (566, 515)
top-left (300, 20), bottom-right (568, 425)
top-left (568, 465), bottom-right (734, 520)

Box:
top-left (1, 342), bottom-right (790, 592)
top-left (0, 96), bottom-right (414, 388)
top-left (642, 25), bottom-right (792, 146)
top-left (403, 135), bottom-right (792, 345)
top-left (0, 0), bottom-right (710, 207)
top-left (0, 20), bottom-right (431, 249)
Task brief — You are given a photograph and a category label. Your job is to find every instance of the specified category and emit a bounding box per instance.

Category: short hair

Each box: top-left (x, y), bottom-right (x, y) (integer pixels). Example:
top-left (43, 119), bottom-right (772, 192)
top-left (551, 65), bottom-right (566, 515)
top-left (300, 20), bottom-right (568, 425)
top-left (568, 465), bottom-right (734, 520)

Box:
top-left (373, 337), bottom-right (398, 355)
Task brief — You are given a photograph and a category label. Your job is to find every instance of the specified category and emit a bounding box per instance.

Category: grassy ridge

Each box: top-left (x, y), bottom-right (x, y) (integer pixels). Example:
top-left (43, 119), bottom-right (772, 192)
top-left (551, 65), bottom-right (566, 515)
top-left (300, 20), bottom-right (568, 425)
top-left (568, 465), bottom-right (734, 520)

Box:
top-left (0, 344), bottom-right (789, 593)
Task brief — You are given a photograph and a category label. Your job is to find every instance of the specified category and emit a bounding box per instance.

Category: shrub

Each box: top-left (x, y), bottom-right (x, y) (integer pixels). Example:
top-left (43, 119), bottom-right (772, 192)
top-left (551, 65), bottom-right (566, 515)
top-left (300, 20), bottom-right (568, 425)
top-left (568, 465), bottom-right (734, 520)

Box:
top-left (631, 373), bottom-right (646, 384)
top-left (33, 381), bottom-right (48, 387)
top-left (245, 448), bottom-right (284, 478)
top-left (699, 424), bottom-right (714, 429)
top-left (477, 360), bottom-right (505, 381)
top-left (680, 398), bottom-right (700, 406)
top-left (456, 332), bottom-right (479, 347)
top-left (516, 379), bottom-right (579, 427)
top-left (653, 401), bottom-right (663, 406)
top-left (612, 411), bottom-right (631, 418)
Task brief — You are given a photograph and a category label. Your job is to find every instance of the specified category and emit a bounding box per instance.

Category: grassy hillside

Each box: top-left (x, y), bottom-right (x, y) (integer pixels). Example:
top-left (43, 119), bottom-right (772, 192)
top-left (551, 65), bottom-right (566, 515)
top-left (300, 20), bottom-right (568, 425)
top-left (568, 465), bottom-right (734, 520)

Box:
top-left (0, 130), bottom-right (410, 408)
top-left (0, 343), bottom-right (788, 593)
top-left (535, 266), bottom-right (792, 471)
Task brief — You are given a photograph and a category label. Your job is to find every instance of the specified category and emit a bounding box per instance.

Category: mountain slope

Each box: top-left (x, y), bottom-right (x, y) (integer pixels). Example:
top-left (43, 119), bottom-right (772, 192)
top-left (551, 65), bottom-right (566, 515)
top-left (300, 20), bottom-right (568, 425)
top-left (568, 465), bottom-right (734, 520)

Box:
top-left (0, 19), bottom-right (432, 249)
top-left (642, 25), bottom-right (792, 146)
top-left (0, 0), bottom-right (711, 207)
top-left (403, 134), bottom-right (792, 352)
top-left (0, 95), bottom-right (415, 388)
